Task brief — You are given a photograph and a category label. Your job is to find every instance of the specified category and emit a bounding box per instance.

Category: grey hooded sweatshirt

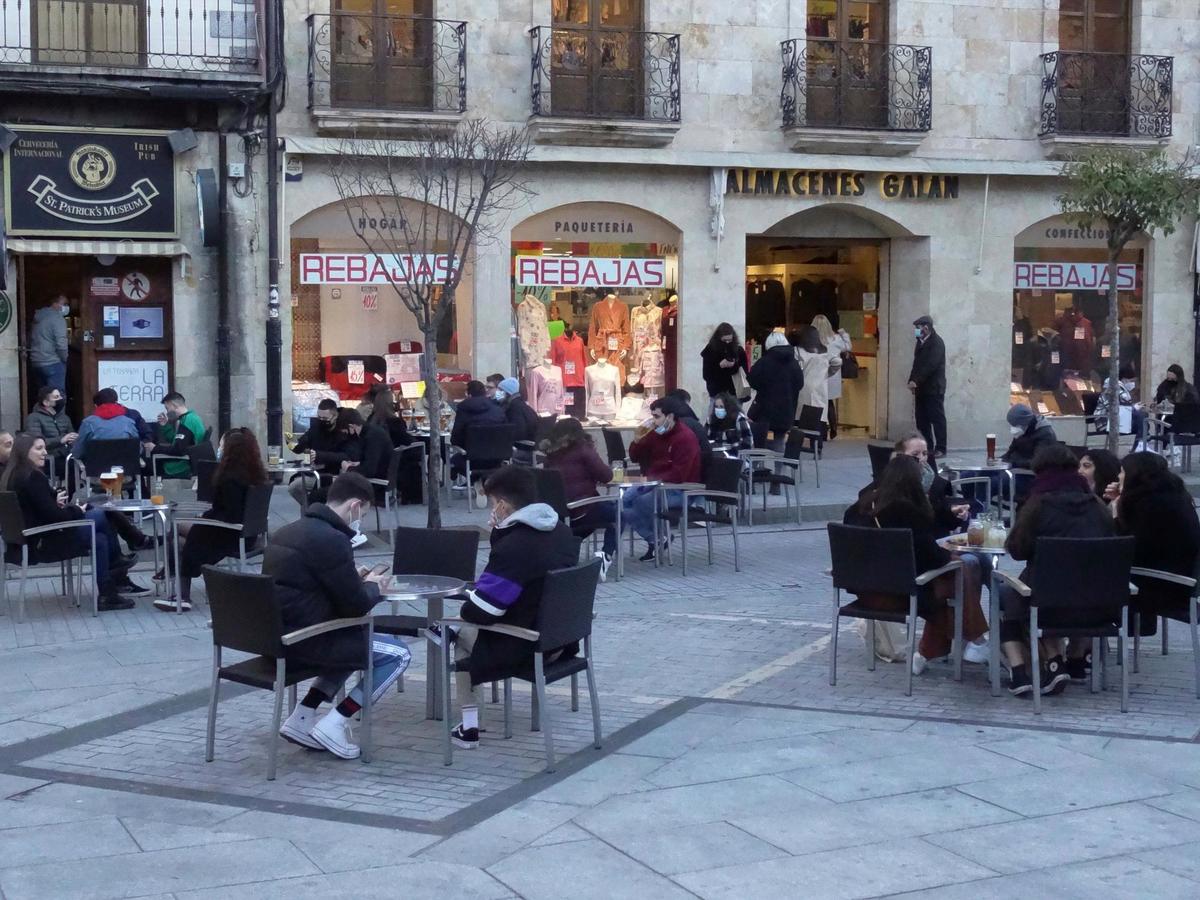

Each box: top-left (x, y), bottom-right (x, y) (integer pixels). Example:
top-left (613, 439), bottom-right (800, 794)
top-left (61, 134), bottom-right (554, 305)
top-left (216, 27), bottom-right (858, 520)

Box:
top-left (29, 306), bottom-right (68, 367)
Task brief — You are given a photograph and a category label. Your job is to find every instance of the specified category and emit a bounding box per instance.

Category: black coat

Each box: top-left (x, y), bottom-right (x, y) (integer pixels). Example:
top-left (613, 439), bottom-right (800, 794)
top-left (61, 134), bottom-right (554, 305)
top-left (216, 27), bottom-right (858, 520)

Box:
top-left (180, 476), bottom-right (253, 578)
top-left (701, 343), bottom-right (749, 397)
top-left (1119, 486), bottom-right (1200, 631)
top-left (372, 416), bottom-right (414, 448)
top-left (3, 469), bottom-right (85, 565)
top-left (451, 396), bottom-right (506, 448)
top-left (1006, 485), bottom-right (1114, 584)
top-left (262, 504), bottom-right (381, 670)
top-left (1002, 421), bottom-right (1058, 469)
top-left (355, 423), bottom-right (393, 482)
top-left (909, 331), bottom-right (946, 397)
top-left (748, 346), bottom-right (805, 433)
top-left (296, 422), bottom-right (361, 475)
top-left (505, 397), bottom-right (540, 444)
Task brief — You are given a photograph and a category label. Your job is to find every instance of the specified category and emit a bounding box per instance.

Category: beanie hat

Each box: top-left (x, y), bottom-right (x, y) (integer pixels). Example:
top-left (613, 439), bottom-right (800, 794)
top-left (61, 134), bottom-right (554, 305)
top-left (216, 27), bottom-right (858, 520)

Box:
top-left (1006, 404), bottom-right (1036, 431)
top-left (498, 377), bottom-right (520, 396)
top-left (764, 331), bottom-right (790, 350)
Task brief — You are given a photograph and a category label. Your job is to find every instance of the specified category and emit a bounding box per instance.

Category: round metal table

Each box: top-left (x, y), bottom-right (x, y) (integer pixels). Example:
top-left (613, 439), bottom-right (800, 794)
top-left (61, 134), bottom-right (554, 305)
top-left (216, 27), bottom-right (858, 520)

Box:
top-left (939, 535), bottom-right (1008, 697)
top-left (377, 574), bottom-right (466, 720)
top-left (603, 477), bottom-right (662, 578)
top-left (97, 497), bottom-right (179, 609)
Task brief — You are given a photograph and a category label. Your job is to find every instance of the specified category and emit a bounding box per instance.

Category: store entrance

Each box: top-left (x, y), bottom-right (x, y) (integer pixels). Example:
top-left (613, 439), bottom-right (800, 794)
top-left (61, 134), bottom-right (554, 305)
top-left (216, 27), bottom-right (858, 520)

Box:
top-left (745, 236), bottom-right (884, 436)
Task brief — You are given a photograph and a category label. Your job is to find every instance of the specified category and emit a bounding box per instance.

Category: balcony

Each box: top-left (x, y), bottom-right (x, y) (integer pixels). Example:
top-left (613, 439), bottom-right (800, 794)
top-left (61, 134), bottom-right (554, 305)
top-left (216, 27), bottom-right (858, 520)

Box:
top-left (0, 0), bottom-right (262, 86)
top-left (528, 25), bottom-right (680, 148)
top-left (780, 39), bottom-right (931, 156)
top-left (306, 13), bottom-right (465, 136)
top-left (1038, 51), bottom-right (1172, 157)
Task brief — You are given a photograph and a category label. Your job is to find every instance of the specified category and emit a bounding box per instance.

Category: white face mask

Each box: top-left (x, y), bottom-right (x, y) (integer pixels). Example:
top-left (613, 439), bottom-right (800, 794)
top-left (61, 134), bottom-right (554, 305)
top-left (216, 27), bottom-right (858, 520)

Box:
top-left (494, 390), bottom-right (507, 402)
top-left (914, 327), bottom-right (923, 340)
top-left (61, 305), bottom-right (70, 316)
top-left (1010, 425), bottom-right (1024, 436)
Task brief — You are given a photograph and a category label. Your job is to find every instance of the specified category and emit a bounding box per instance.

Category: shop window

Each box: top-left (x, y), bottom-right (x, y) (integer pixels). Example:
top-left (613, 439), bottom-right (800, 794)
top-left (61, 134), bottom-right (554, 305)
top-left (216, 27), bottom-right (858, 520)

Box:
top-left (804, 0), bottom-right (890, 129)
top-left (550, 0), bottom-right (645, 119)
top-left (1011, 246), bottom-right (1144, 420)
top-left (329, 0), bottom-right (435, 110)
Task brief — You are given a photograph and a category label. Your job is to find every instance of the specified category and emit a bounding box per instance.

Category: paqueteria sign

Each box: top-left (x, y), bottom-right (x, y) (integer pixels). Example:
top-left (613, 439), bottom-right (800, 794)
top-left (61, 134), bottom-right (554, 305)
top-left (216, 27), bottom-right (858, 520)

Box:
top-left (4, 126), bottom-right (177, 238)
top-left (515, 256), bottom-right (665, 288)
top-left (1013, 262), bottom-right (1138, 292)
top-left (299, 253), bottom-right (460, 285)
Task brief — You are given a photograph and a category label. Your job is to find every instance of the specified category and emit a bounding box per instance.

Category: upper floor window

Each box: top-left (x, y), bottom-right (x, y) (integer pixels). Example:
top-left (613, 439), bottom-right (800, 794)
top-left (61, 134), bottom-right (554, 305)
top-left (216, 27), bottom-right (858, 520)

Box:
top-left (805, 0), bottom-right (890, 129)
top-left (1059, 0), bottom-right (1129, 54)
top-left (549, 0), bottom-right (644, 118)
top-left (328, 0), bottom-right (435, 110)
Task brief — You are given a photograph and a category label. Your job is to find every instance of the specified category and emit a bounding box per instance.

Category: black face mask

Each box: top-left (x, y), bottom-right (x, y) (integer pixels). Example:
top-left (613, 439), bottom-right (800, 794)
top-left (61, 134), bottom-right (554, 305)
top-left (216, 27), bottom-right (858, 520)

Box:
top-left (53, 399), bottom-right (65, 414)
top-left (321, 417), bottom-right (337, 430)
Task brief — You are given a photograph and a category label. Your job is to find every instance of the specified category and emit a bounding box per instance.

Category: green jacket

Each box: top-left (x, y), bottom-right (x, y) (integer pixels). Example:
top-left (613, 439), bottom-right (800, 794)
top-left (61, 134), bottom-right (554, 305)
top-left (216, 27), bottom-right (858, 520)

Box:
top-left (157, 409), bottom-right (206, 477)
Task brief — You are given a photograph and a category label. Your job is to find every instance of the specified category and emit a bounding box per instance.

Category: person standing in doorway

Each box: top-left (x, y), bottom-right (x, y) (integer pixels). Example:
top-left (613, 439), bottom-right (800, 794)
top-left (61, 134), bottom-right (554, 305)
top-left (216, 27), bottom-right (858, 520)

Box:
top-left (29, 294), bottom-right (70, 395)
top-left (908, 315), bottom-right (947, 458)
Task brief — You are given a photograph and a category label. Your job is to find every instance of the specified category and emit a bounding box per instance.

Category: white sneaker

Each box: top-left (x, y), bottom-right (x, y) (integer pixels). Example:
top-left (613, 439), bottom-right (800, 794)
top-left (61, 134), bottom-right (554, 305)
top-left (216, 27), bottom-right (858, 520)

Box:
top-left (963, 640), bottom-right (990, 665)
top-left (911, 652), bottom-right (928, 675)
top-left (279, 705), bottom-right (322, 749)
top-left (474, 489), bottom-right (488, 509)
top-left (152, 596), bottom-right (191, 612)
top-left (311, 711), bottom-right (359, 759)
top-left (595, 551), bottom-right (613, 583)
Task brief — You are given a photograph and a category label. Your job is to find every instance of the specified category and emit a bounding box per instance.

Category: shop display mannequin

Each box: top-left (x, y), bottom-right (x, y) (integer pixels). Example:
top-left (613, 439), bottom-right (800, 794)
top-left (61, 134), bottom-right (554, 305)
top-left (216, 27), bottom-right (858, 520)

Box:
top-left (584, 356), bottom-right (621, 420)
top-left (551, 325), bottom-right (589, 418)
top-left (516, 289), bottom-right (550, 370)
top-left (660, 294), bottom-right (679, 392)
top-left (630, 295), bottom-right (662, 369)
top-left (1054, 304), bottom-right (1094, 373)
top-left (528, 358), bottom-right (566, 416)
top-left (588, 292), bottom-right (630, 378)
top-left (618, 377), bottom-right (652, 422)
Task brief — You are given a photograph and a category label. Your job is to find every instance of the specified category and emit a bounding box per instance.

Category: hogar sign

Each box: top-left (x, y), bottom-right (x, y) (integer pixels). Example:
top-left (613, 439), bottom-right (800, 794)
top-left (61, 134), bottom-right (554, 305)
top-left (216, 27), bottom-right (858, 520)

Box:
top-left (1013, 262), bottom-right (1138, 292)
top-left (299, 253), bottom-right (459, 285)
top-left (515, 256), bottom-right (665, 288)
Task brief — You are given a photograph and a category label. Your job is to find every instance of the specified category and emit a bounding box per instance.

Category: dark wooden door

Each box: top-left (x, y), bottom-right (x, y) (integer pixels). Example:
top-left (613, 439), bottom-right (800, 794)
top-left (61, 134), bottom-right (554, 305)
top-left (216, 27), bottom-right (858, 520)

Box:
top-left (805, 0), bottom-right (889, 129)
top-left (1056, 0), bottom-right (1131, 135)
top-left (551, 0), bottom-right (643, 118)
top-left (331, 0), bottom-right (433, 110)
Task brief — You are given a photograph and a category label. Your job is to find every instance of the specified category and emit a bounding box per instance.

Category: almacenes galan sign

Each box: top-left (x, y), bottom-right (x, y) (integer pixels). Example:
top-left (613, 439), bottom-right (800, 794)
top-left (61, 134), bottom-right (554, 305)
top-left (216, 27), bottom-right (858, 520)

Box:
top-left (3, 126), bottom-right (177, 238)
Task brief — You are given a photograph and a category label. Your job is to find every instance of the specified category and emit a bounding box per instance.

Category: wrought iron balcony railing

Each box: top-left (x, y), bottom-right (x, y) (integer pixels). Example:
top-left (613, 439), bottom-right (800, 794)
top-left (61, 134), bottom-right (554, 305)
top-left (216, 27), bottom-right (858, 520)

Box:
top-left (0, 0), bottom-right (261, 74)
top-left (781, 39), bottom-right (931, 132)
top-left (530, 25), bottom-right (679, 122)
top-left (307, 13), bottom-right (465, 114)
top-left (1039, 51), bottom-right (1172, 139)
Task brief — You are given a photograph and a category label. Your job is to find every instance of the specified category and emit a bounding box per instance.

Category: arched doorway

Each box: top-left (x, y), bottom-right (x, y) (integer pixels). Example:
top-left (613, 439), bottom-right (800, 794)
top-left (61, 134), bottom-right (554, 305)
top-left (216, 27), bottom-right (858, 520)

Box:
top-left (509, 201), bottom-right (682, 418)
top-left (749, 204), bottom-right (915, 437)
top-left (288, 196), bottom-right (474, 419)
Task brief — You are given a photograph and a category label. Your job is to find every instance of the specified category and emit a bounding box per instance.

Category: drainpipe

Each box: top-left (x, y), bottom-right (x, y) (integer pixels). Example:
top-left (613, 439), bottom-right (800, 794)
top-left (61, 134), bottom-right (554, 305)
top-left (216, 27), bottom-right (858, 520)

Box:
top-left (216, 131), bottom-right (231, 435)
top-left (263, 0), bottom-right (283, 454)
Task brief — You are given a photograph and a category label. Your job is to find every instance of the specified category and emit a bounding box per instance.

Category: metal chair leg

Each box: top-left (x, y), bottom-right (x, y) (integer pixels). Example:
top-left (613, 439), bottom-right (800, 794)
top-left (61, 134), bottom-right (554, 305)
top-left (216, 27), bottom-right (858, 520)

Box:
top-left (953, 568), bottom-right (965, 682)
top-left (205, 647), bottom-right (221, 763)
top-left (1031, 609), bottom-right (1042, 715)
top-left (1133, 612), bottom-right (1141, 673)
top-left (491, 681), bottom-right (499, 703)
top-left (531, 685), bottom-right (540, 732)
top-left (585, 639), bottom-right (602, 749)
top-left (1162, 617), bottom-right (1169, 656)
top-left (534, 654), bottom-right (556, 772)
top-left (268, 661), bottom-right (285, 781)
top-left (442, 629), bottom-right (454, 766)
top-left (504, 678), bottom-right (513, 739)
top-left (829, 589), bottom-right (840, 686)
top-left (905, 595), bottom-right (917, 697)
top-left (570, 672), bottom-right (579, 711)
top-left (287, 684), bottom-right (297, 713)
top-left (867, 619), bottom-right (876, 671)
top-left (1120, 612), bottom-right (1130, 713)
top-left (1091, 637), bottom-right (1101, 694)
top-left (732, 512), bottom-right (740, 572)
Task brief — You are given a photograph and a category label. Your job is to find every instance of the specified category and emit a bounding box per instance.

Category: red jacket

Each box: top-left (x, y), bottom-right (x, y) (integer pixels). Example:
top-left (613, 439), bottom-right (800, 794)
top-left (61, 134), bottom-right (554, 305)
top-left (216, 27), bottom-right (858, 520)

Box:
top-left (545, 441), bottom-right (613, 502)
top-left (629, 423), bottom-right (701, 484)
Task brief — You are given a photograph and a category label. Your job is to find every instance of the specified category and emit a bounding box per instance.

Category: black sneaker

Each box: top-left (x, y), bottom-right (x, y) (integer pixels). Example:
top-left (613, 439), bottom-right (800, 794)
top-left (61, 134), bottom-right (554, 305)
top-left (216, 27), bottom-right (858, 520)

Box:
top-left (98, 596), bottom-right (136, 611)
top-left (117, 577), bottom-right (149, 595)
top-left (1042, 655), bottom-right (1070, 695)
top-left (451, 724), bottom-right (480, 749)
top-left (1008, 664), bottom-right (1033, 697)
top-left (638, 544), bottom-right (657, 562)
top-left (1066, 652), bottom-right (1091, 682)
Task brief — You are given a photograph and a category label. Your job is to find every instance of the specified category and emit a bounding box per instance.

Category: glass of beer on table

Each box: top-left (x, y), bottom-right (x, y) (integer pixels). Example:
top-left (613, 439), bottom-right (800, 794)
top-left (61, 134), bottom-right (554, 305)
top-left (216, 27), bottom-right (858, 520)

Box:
top-left (100, 471), bottom-right (120, 497)
top-left (986, 433), bottom-right (997, 462)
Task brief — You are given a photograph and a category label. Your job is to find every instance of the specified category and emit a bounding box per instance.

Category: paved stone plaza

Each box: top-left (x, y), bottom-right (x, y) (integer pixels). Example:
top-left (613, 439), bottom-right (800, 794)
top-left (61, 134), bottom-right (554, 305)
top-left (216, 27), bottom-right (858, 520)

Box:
top-left (2, 453), bottom-right (1200, 898)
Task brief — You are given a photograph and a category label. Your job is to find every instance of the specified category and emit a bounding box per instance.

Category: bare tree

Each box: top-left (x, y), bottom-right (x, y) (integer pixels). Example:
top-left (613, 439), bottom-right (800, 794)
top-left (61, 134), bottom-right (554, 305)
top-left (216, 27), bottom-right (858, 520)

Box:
top-left (329, 120), bottom-right (533, 527)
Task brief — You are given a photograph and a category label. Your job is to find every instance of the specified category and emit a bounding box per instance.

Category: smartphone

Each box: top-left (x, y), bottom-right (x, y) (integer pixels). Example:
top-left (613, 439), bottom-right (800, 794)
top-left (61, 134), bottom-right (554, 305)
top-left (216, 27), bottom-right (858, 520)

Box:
top-left (369, 563), bottom-right (391, 577)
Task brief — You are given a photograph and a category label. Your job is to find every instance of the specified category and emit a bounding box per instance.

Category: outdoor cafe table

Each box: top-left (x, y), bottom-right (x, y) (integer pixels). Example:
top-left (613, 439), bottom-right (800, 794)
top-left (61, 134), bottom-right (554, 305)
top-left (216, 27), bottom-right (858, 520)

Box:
top-left (939, 534), bottom-right (1007, 697)
top-left (601, 477), bottom-right (662, 579)
top-left (98, 497), bottom-right (181, 611)
top-left (266, 460), bottom-right (316, 482)
top-left (376, 574), bottom-right (466, 720)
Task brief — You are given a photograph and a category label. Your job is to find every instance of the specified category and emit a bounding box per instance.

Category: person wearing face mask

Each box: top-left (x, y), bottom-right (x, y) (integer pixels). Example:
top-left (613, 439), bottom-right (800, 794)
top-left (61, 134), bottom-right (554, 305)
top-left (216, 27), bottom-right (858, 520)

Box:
top-left (145, 392), bottom-right (207, 479)
top-left (269, 472), bottom-right (411, 759)
top-left (496, 377), bottom-right (539, 445)
top-left (700, 323), bottom-right (750, 404)
top-left (1001, 403), bottom-right (1058, 470)
top-left (25, 385), bottom-right (78, 466)
top-left (626, 397), bottom-right (701, 560)
top-left (907, 315), bottom-right (947, 458)
top-left (1093, 363), bottom-right (1146, 444)
top-left (1153, 363), bottom-right (1200, 409)
top-left (707, 393), bottom-right (753, 452)
top-left (28, 294), bottom-right (71, 395)
top-left (290, 399), bottom-right (348, 508)
top-left (445, 465), bottom-right (578, 750)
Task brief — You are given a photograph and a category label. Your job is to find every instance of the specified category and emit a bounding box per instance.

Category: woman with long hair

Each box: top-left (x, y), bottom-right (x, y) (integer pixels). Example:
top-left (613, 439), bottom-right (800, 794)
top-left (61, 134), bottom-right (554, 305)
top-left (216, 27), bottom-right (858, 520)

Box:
top-left (707, 392), bottom-right (753, 451)
top-left (367, 388), bottom-right (414, 449)
top-left (0, 434), bottom-right (135, 609)
top-left (846, 455), bottom-right (988, 675)
top-left (541, 418), bottom-right (616, 580)
top-left (1113, 451), bottom-right (1200, 639)
top-left (1077, 448), bottom-right (1120, 504)
top-left (154, 428), bottom-right (270, 612)
top-left (793, 325), bottom-right (841, 434)
top-left (812, 314), bottom-right (852, 438)
top-left (700, 322), bottom-right (749, 403)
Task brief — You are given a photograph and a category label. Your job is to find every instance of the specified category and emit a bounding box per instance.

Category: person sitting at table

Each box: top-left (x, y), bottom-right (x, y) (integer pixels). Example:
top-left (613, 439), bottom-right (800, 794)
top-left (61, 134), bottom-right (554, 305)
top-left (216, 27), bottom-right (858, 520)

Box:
top-left (0, 434), bottom-right (139, 610)
top-left (497, 377), bottom-right (540, 463)
top-left (367, 389), bottom-right (422, 504)
top-left (542, 418), bottom-right (616, 580)
top-left (1153, 363), bottom-right (1200, 409)
top-left (1001, 403), bottom-right (1058, 470)
top-left (1078, 448), bottom-right (1120, 505)
top-left (144, 392), bottom-right (207, 479)
top-left (892, 433), bottom-right (970, 538)
top-left (446, 465), bottom-right (578, 750)
top-left (1002, 442), bottom-right (1113, 696)
top-left (153, 428), bottom-right (270, 613)
top-left (450, 380), bottom-right (507, 504)
top-left (1111, 451), bottom-right (1200, 650)
top-left (844, 454), bottom-right (988, 675)
top-left (484, 373), bottom-right (505, 402)
top-left (25, 385), bottom-right (77, 472)
top-left (272, 472), bottom-right (411, 759)
top-left (707, 393), bottom-right (753, 452)
top-left (0, 430), bottom-right (12, 476)
top-left (626, 397), bottom-right (702, 561)
top-left (289, 402), bottom-right (361, 509)
top-left (73, 388), bottom-right (141, 465)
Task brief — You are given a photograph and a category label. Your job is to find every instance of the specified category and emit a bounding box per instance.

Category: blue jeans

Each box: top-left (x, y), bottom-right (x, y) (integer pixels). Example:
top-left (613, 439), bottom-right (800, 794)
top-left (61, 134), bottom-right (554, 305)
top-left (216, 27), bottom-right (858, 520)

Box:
top-left (67, 508), bottom-right (114, 589)
top-left (312, 635), bottom-right (411, 706)
top-left (570, 502), bottom-right (618, 556)
top-left (622, 485), bottom-right (682, 544)
top-left (33, 362), bottom-right (66, 395)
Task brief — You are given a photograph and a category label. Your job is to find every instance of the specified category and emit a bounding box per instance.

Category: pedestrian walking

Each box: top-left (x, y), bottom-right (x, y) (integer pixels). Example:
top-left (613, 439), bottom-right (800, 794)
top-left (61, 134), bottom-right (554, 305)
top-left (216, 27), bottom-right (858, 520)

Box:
top-left (28, 294), bottom-right (70, 395)
top-left (908, 314), bottom-right (947, 458)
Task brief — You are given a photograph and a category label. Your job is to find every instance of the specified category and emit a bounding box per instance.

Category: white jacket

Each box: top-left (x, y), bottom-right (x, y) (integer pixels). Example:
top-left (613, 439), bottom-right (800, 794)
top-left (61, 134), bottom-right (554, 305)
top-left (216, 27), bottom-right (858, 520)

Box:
top-left (795, 348), bottom-right (842, 422)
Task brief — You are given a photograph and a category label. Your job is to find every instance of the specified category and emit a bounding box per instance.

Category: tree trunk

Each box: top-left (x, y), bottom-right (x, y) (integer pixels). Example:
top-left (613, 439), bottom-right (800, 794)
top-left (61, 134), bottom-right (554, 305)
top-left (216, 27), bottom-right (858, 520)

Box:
top-left (1104, 248), bottom-right (1121, 455)
top-left (422, 334), bottom-right (443, 529)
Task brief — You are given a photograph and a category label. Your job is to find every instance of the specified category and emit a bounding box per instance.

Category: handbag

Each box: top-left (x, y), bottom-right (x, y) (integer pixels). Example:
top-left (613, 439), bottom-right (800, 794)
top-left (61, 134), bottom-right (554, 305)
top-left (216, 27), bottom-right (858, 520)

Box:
top-left (841, 350), bottom-right (860, 379)
top-left (731, 367), bottom-right (751, 402)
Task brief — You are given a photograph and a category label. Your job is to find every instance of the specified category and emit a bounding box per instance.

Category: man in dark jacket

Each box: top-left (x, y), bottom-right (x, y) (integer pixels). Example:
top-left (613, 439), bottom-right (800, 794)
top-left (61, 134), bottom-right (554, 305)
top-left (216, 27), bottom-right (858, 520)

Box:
top-left (1001, 404), bottom-right (1058, 469)
top-left (498, 377), bottom-right (541, 462)
top-left (340, 409), bottom-right (394, 509)
top-left (450, 380), bottom-right (508, 493)
top-left (449, 465), bottom-right (578, 749)
top-left (25, 385), bottom-right (77, 464)
top-left (288, 402), bottom-right (363, 508)
top-left (748, 331), bottom-right (804, 452)
top-left (271, 473), bottom-right (410, 759)
top-left (908, 315), bottom-right (947, 458)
